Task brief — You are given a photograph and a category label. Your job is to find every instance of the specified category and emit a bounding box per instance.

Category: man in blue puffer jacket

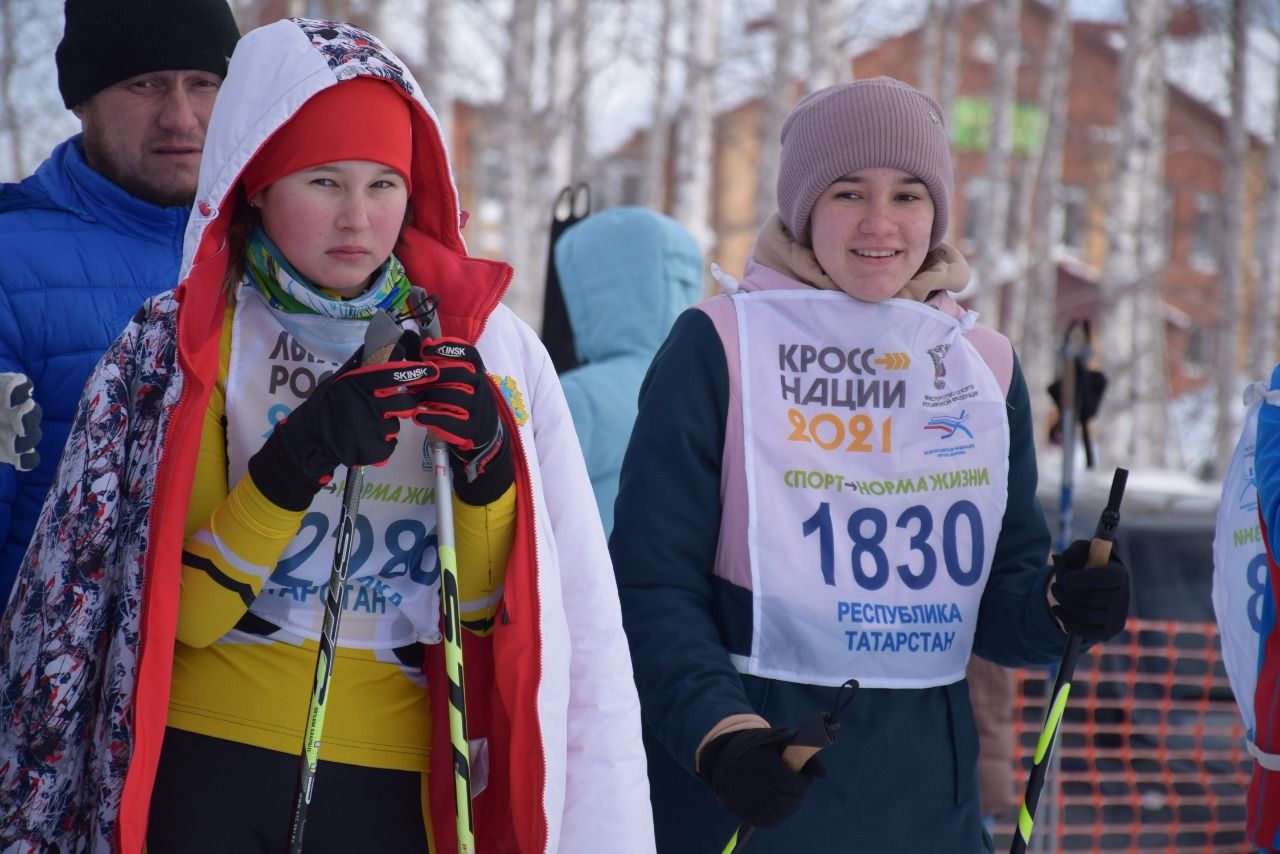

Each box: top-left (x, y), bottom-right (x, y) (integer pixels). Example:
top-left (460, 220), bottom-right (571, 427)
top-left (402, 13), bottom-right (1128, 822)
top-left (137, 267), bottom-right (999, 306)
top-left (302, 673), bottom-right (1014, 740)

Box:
top-left (554, 207), bottom-right (703, 535)
top-left (0, 0), bottom-right (240, 600)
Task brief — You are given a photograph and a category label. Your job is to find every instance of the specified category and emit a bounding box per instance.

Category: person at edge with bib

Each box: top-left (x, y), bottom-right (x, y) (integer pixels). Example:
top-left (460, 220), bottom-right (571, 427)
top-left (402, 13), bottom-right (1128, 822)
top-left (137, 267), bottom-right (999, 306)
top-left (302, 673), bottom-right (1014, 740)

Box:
top-left (0, 18), bottom-right (652, 854)
top-left (1245, 374), bottom-right (1280, 852)
top-left (609, 76), bottom-right (1131, 853)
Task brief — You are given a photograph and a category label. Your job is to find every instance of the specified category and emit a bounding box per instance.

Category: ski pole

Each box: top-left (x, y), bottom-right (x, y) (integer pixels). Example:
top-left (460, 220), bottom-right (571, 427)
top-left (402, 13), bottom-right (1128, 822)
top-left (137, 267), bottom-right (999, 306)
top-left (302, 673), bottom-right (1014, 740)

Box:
top-left (287, 310), bottom-right (405, 853)
top-left (413, 289), bottom-right (476, 854)
top-left (1040, 320), bottom-right (1095, 851)
top-left (1010, 467), bottom-right (1129, 854)
top-left (719, 679), bottom-right (858, 854)
top-left (1056, 322), bottom-right (1085, 554)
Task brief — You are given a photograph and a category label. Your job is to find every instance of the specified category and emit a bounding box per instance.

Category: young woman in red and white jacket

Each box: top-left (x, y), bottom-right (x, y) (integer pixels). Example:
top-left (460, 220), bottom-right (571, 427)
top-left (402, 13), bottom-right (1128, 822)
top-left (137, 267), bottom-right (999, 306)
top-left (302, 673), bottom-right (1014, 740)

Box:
top-left (0, 18), bottom-right (651, 854)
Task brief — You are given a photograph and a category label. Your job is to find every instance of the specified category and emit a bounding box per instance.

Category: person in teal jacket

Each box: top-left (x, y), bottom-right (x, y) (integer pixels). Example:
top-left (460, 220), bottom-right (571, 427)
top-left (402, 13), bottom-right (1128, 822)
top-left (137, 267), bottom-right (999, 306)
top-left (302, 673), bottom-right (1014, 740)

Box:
top-left (610, 77), bottom-right (1131, 853)
top-left (555, 207), bottom-right (702, 534)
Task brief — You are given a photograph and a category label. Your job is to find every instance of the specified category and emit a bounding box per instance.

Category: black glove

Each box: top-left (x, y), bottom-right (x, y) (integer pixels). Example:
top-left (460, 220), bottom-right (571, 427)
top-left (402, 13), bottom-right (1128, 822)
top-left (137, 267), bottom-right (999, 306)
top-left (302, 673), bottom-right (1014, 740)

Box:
top-left (697, 726), bottom-right (826, 828)
top-left (249, 332), bottom-right (432, 511)
top-left (1048, 539), bottom-right (1130, 641)
top-left (415, 337), bottom-right (514, 505)
top-left (0, 372), bottom-right (41, 472)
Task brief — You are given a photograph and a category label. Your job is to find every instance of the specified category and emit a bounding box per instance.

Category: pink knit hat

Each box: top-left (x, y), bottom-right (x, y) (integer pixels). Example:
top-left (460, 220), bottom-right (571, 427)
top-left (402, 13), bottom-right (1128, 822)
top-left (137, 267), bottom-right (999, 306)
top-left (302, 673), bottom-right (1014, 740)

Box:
top-left (777, 76), bottom-right (953, 250)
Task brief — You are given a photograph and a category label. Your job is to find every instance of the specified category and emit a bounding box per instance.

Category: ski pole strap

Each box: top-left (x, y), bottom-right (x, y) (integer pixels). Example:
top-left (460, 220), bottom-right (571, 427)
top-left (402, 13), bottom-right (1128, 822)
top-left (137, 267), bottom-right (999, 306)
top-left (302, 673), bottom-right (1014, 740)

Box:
top-left (780, 715), bottom-right (832, 773)
top-left (779, 677), bottom-right (857, 772)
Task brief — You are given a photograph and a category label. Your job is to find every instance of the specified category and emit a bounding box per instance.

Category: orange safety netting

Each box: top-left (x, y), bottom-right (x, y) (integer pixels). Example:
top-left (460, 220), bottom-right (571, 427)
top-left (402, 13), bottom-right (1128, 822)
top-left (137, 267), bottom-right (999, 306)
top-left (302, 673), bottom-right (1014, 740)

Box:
top-left (1001, 619), bottom-right (1251, 853)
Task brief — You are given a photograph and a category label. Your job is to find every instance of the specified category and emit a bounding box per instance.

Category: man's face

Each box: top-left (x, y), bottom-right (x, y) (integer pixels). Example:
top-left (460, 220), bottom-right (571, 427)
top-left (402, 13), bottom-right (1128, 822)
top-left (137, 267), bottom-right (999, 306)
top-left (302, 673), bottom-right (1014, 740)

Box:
top-left (73, 70), bottom-right (222, 208)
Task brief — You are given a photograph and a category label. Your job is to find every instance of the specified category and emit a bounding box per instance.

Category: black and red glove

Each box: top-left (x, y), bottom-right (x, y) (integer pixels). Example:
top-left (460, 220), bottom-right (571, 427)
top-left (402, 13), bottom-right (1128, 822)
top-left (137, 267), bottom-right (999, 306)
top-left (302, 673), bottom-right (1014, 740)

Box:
top-left (415, 337), bottom-right (514, 505)
top-left (249, 331), bottom-right (435, 511)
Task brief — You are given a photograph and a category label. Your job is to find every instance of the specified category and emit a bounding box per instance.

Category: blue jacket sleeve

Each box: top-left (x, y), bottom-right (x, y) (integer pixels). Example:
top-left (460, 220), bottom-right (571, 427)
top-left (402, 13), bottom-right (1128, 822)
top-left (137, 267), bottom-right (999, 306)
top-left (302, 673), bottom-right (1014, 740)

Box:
top-left (971, 352), bottom-right (1068, 666)
top-left (0, 285), bottom-right (22, 598)
top-left (1256, 363), bottom-right (1280, 558)
top-left (609, 309), bottom-right (749, 773)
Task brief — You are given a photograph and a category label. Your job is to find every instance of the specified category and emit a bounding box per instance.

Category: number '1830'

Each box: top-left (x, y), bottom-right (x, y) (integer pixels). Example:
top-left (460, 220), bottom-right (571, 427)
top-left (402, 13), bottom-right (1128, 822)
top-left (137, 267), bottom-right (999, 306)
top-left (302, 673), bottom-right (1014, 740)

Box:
top-left (802, 500), bottom-right (985, 590)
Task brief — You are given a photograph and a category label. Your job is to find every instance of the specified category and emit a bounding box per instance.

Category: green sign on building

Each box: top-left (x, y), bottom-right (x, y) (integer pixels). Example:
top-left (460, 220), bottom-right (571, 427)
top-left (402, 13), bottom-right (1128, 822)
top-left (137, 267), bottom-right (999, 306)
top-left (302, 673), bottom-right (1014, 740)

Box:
top-left (950, 97), bottom-right (1045, 155)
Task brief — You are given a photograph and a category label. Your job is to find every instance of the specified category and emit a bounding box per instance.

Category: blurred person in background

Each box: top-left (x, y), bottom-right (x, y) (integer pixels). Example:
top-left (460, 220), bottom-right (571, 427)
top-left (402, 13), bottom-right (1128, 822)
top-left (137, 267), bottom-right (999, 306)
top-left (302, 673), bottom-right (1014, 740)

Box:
top-left (1244, 367), bottom-right (1280, 853)
top-left (553, 207), bottom-right (703, 535)
top-left (0, 0), bottom-right (240, 601)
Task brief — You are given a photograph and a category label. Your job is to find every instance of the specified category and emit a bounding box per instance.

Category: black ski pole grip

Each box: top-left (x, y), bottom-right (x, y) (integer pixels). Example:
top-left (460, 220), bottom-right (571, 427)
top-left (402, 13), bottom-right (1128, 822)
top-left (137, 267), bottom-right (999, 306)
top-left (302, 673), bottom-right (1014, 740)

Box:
top-left (1086, 467), bottom-right (1128, 568)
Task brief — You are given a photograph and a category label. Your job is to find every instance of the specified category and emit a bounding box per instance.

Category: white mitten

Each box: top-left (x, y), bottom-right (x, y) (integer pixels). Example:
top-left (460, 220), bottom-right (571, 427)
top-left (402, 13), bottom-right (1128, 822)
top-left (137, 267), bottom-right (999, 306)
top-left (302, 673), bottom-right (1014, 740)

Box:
top-left (0, 373), bottom-right (40, 472)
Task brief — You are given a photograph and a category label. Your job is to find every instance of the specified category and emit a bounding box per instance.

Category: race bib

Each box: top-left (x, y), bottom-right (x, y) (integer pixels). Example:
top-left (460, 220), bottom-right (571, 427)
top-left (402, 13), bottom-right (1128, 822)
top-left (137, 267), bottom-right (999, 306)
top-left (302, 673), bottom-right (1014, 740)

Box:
top-left (226, 285), bottom-right (442, 647)
top-left (1213, 382), bottom-right (1280, 736)
top-left (733, 292), bottom-right (1009, 688)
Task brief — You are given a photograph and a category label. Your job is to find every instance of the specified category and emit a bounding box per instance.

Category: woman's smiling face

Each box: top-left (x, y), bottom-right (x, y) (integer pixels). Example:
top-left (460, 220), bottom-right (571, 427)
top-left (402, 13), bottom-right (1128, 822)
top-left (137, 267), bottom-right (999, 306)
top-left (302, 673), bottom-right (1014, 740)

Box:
top-left (809, 167), bottom-right (935, 303)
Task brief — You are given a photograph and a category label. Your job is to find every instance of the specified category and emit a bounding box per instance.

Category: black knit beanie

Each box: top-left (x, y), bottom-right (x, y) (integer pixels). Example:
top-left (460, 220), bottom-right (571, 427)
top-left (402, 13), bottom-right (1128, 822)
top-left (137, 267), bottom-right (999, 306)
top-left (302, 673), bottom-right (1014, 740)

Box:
top-left (56, 0), bottom-right (241, 109)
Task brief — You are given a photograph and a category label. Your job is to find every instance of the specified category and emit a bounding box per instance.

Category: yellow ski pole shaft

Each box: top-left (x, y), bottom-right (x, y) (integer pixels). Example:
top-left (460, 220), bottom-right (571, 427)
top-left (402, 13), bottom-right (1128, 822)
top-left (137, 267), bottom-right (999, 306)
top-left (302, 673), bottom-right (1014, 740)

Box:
top-left (1010, 466), bottom-right (1128, 854)
top-left (287, 311), bottom-right (403, 853)
top-left (431, 436), bottom-right (475, 854)
top-left (415, 289), bottom-right (475, 854)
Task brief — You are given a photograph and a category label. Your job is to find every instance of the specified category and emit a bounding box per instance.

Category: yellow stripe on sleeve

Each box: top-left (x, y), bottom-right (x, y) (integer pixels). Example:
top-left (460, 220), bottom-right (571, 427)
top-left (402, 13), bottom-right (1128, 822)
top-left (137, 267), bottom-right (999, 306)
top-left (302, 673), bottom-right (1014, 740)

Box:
top-left (453, 483), bottom-right (516, 635)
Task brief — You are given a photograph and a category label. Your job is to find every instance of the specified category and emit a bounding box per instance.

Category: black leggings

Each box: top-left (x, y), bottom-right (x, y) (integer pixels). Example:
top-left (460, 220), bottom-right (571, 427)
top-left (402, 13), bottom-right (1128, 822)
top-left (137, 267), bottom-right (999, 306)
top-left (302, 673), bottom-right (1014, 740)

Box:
top-left (147, 727), bottom-right (429, 853)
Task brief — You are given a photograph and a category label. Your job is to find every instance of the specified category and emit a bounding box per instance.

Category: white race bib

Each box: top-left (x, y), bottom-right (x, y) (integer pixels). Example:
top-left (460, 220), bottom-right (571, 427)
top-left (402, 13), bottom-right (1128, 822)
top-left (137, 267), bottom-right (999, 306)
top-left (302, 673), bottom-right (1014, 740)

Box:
top-left (733, 292), bottom-right (1009, 688)
top-left (1213, 382), bottom-right (1280, 737)
top-left (226, 285), bottom-right (442, 648)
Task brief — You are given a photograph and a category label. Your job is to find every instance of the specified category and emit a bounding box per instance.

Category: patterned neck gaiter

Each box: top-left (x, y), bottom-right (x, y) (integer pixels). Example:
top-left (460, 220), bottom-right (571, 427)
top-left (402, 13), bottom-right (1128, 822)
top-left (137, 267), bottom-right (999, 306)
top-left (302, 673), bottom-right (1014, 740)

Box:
top-left (244, 225), bottom-right (411, 319)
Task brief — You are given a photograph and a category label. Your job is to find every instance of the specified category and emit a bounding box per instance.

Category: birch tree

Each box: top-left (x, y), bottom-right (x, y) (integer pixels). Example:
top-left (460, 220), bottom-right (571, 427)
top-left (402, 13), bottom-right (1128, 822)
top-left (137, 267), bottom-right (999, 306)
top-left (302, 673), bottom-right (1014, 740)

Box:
top-left (672, 0), bottom-right (721, 253)
top-left (1131, 2), bottom-right (1170, 470)
top-left (1214, 0), bottom-right (1250, 473)
top-left (303, 0), bottom-right (377, 25)
top-left (0, 0), bottom-right (23, 178)
top-left (500, 0), bottom-right (541, 324)
top-left (805, 0), bottom-right (845, 90)
top-left (756, 0), bottom-right (799, 230)
top-left (422, 0), bottom-right (455, 145)
top-left (547, 0), bottom-right (589, 190)
top-left (645, 0), bottom-right (676, 210)
top-left (1014, 0), bottom-right (1073, 406)
top-left (918, 0), bottom-right (943, 95)
top-left (568, 0), bottom-right (591, 174)
top-left (234, 0), bottom-right (294, 27)
top-left (1251, 37), bottom-right (1280, 379)
top-left (938, 0), bottom-right (962, 114)
top-left (1099, 0), bottom-right (1170, 468)
top-left (970, 0), bottom-right (1020, 325)
top-left (0, 0), bottom-right (81, 183)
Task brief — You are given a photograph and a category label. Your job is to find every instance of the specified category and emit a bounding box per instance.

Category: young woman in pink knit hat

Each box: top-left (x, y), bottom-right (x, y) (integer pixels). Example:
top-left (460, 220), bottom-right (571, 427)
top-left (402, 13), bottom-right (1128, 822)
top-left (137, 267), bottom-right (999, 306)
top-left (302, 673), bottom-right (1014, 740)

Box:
top-left (610, 76), bottom-right (1131, 852)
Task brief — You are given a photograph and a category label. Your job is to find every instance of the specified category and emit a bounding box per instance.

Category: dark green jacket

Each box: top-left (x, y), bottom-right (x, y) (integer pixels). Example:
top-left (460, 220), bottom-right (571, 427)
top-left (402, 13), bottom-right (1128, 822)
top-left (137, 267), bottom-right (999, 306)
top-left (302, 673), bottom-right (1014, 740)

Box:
top-left (611, 307), bottom-right (1068, 853)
